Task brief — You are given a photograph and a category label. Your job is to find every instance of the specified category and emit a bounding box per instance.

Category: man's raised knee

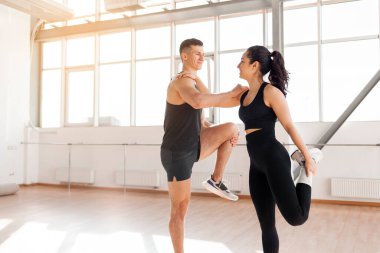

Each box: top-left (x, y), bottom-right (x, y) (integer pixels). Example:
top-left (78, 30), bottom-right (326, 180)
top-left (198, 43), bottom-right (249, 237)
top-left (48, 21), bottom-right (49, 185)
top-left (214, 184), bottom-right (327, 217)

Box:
top-left (225, 122), bottom-right (239, 137)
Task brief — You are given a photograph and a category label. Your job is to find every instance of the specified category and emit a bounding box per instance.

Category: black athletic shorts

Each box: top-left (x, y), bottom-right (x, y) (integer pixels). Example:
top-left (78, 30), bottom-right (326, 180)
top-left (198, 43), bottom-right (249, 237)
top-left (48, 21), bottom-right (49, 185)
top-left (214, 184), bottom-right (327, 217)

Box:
top-left (160, 144), bottom-right (200, 182)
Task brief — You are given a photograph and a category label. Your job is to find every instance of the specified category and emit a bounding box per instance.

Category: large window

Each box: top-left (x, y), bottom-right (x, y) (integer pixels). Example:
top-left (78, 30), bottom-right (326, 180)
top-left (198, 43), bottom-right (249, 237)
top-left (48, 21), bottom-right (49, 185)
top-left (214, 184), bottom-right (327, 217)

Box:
top-left (219, 52), bottom-right (248, 124)
top-left (40, 0), bottom-right (380, 128)
top-left (321, 0), bottom-right (378, 40)
top-left (176, 20), bottom-right (215, 54)
top-left (66, 37), bottom-right (95, 67)
top-left (66, 70), bottom-right (94, 124)
top-left (219, 14), bottom-right (263, 51)
top-left (99, 32), bottom-right (131, 126)
top-left (219, 13), bottom-right (262, 123)
top-left (41, 41), bottom-right (62, 128)
top-left (135, 26), bottom-right (171, 126)
top-left (41, 70), bottom-right (61, 128)
top-left (135, 59), bottom-right (171, 126)
top-left (322, 39), bottom-right (380, 121)
top-left (285, 45), bottom-right (319, 122)
top-left (284, 6), bottom-right (317, 44)
top-left (136, 27), bottom-right (171, 59)
top-left (99, 63), bottom-right (131, 126)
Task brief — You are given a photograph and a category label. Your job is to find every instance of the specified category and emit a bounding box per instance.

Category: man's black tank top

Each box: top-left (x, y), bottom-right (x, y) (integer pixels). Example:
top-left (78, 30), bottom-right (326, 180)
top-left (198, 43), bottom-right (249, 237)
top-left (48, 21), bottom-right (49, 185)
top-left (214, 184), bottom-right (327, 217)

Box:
top-left (161, 102), bottom-right (202, 151)
top-left (239, 82), bottom-right (277, 130)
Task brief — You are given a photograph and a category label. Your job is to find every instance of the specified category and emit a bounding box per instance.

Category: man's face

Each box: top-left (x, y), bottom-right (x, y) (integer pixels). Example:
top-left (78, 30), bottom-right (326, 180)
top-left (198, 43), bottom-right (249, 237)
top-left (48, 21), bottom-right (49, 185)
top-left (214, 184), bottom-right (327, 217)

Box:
top-left (182, 45), bottom-right (204, 70)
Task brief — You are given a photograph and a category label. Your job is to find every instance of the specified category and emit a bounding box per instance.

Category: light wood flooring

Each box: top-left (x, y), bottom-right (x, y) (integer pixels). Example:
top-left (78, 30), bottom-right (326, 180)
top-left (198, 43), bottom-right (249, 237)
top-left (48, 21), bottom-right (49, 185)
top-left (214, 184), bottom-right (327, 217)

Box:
top-left (0, 185), bottom-right (379, 253)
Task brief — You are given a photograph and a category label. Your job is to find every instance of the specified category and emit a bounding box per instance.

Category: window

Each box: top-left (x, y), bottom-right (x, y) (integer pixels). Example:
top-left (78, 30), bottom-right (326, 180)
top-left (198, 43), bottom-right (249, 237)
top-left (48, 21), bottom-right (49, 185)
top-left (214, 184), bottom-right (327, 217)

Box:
top-left (100, 33), bottom-right (131, 55)
top-left (40, 0), bottom-right (380, 128)
top-left (135, 59), bottom-right (171, 126)
top-left (176, 20), bottom-right (215, 54)
top-left (41, 70), bottom-right (61, 128)
top-left (285, 45), bottom-right (319, 122)
top-left (99, 31), bottom-right (132, 126)
top-left (218, 13), bottom-right (262, 123)
top-left (219, 52), bottom-right (248, 123)
top-left (42, 41), bottom-right (61, 69)
top-left (67, 0), bottom-right (96, 17)
top-left (136, 27), bottom-right (170, 59)
top-left (99, 63), bottom-right (131, 126)
top-left (66, 37), bottom-right (95, 67)
top-left (322, 0), bottom-right (378, 40)
top-left (41, 41), bottom-right (62, 128)
top-left (175, 0), bottom-right (208, 9)
top-left (322, 39), bottom-right (380, 121)
top-left (220, 14), bottom-right (263, 51)
top-left (66, 70), bottom-right (94, 124)
top-left (350, 84), bottom-right (380, 121)
top-left (284, 7), bottom-right (317, 44)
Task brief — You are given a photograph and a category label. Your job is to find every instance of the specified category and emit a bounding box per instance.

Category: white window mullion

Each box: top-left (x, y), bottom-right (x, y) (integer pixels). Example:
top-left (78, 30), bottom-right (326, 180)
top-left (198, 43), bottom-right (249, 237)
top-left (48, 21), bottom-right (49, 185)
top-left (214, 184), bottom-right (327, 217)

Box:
top-left (130, 28), bottom-right (136, 126)
top-left (94, 34), bottom-right (100, 127)
top-left (62, 39), bottom-right (67, 127)
top-left (318, 0), bottom-right (323, 122)
top-left (171, 22), bottom-right (176, 77)
top-left (213, 15), bottom-right (220, 124)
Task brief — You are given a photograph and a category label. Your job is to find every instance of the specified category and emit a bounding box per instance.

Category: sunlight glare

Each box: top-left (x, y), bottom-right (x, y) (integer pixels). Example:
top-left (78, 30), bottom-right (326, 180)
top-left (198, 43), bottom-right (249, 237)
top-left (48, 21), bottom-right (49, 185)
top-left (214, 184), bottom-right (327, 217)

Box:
top-left (153, 235), bottom-right (234, 253)
top-left (0, 222), bottom-right (66, 253)
top-left (0, 219), bottom-right (12, 231)
top-left (71, 231), bottom-right (146, 253)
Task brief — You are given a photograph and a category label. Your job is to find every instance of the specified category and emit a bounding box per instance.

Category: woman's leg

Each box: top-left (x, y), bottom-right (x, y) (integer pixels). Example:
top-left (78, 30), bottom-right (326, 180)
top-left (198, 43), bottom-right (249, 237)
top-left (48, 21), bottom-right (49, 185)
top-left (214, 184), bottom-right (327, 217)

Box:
top-left (266, 144), bottom-right (311, 226)
top-left (249, 167), bottom-right (279, 253)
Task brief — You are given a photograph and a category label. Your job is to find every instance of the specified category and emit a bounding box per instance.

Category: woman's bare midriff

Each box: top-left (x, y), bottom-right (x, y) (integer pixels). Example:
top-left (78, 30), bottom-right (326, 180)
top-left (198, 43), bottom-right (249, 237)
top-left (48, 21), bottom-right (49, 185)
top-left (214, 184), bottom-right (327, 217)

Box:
top-left (245, 128), bottom-right (262, 135)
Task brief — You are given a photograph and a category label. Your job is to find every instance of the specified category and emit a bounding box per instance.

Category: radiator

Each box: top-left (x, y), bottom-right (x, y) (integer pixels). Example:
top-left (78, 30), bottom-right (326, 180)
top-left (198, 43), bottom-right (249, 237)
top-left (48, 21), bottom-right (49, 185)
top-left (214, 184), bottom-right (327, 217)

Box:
top-left (331, 178), bottom-right (380, 199)
top-left (55, 168), bottom-right (95, 184)
top-left (192, 172), bottom-right (243, 192)
top-left (115, 170), bottom-right (160, 188)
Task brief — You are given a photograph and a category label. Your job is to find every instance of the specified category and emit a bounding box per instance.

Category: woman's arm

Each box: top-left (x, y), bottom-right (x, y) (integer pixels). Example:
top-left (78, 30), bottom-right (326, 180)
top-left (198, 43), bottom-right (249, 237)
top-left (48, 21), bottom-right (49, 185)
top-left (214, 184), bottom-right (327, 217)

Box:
top-left (265, 85), bottom-right (317, 176)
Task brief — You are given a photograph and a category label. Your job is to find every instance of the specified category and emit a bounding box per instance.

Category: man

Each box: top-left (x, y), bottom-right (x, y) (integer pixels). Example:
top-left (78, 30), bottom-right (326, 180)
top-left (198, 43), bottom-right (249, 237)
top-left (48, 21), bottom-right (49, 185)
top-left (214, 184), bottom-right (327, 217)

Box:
top-left (160, 38), bottom-right (247, 253)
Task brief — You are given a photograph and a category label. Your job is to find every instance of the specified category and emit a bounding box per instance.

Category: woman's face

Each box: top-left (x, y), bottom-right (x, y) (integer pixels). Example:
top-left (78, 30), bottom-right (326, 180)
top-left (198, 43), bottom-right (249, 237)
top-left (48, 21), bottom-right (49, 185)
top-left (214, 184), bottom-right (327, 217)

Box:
top-left (237, 51), bottom-right (254, 80)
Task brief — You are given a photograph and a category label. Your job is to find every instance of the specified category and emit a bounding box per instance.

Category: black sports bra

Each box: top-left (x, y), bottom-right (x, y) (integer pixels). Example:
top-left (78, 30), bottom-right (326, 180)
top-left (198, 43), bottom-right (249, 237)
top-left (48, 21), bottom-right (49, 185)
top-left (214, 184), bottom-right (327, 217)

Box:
top-left (238, 82), bottom-right (277, 130)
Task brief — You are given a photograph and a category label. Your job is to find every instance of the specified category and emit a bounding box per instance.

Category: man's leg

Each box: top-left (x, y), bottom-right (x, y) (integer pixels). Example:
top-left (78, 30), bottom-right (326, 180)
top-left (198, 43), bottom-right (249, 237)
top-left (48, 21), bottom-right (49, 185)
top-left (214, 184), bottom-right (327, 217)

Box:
top-left (199, 122), bottom-right (239, 200)
top-left (199, 122), bottom-right (239, 180)
top-left (168, 178), bottom-right (191, 253)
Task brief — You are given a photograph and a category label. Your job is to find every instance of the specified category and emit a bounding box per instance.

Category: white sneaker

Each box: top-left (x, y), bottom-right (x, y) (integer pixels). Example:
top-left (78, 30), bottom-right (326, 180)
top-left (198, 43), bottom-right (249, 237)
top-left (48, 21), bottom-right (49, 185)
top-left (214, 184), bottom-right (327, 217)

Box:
top-left (290, 148), bottom-right (323, 184)
top-left (202, 176), bottom-right (239, 201)
top-left (291, 148), bottom-right (323, 166)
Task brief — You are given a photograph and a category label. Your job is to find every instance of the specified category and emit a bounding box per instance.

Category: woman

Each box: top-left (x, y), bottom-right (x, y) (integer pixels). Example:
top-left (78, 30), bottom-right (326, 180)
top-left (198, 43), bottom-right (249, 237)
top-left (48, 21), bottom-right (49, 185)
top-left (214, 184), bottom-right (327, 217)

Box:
top-left (237, 45), bottom-right (322, 253)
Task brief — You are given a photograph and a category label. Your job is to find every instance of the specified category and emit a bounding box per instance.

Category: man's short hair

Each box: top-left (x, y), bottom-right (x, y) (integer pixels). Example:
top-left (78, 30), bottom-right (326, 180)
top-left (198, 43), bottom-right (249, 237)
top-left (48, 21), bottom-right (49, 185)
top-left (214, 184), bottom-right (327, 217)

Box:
top-left (179, 38), bottom-right (203, 54)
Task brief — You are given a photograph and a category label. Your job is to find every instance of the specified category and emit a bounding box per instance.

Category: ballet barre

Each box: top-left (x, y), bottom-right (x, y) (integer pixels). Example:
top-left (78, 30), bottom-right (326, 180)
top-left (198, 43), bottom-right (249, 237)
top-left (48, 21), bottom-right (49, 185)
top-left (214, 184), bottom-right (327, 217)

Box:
top-left (21, 142), bottom-right (161, 192)
top-left (21, 142), bottom-right (379, 192)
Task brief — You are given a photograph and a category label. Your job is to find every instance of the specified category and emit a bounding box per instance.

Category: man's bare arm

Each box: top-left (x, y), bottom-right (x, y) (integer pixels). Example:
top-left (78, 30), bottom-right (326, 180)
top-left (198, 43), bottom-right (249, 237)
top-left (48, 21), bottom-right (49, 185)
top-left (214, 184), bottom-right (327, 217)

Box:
top-left (175, 78), bottom-right (246, 109)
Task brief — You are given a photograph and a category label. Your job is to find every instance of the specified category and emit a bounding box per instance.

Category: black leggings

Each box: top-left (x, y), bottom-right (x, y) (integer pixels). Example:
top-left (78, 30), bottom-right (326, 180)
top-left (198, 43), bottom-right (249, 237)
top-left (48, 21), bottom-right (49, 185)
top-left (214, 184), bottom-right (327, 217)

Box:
top-left (246, 129), bottom-right (311, 253)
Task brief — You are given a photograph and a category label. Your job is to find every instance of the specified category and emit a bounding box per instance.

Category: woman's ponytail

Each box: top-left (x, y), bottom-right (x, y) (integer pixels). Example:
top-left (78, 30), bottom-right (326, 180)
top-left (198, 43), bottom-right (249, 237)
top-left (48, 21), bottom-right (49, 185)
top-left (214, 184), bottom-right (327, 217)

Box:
top-left (268, 51), bottom-right (289, 96)
top-left (246, 46), bottom-right (289, 96)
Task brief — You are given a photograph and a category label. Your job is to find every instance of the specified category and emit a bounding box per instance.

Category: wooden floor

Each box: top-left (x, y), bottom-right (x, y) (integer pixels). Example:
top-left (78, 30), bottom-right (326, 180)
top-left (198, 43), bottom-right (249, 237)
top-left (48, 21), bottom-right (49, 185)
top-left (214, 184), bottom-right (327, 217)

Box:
top-left (0, 185), bottom-right (379, 253)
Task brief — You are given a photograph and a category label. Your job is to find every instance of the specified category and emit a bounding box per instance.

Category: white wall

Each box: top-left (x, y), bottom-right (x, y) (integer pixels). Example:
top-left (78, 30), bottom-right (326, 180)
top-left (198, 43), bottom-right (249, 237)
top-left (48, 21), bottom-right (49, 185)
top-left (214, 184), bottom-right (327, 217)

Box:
top-left (0, 4), bottom-right (34, 184)
top-left (36, 121), bottom-right (380, 202)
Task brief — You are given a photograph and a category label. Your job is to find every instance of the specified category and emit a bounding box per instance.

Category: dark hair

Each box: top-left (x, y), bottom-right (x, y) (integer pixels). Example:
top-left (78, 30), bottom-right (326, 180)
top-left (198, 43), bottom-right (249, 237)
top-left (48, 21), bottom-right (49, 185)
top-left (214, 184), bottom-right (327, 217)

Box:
top-left (246, 45), bottom-right (289, 96)
top-left (179, 38), bottom-right (203, 54)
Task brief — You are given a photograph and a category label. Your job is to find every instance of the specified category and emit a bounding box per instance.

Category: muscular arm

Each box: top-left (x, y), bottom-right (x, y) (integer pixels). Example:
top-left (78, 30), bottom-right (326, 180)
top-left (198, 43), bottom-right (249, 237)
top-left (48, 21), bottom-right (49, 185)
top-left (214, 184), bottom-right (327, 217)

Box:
top-left (193, 76), bottom-right (210, 94)
top-left (174, 78), bottom-right (244, 109)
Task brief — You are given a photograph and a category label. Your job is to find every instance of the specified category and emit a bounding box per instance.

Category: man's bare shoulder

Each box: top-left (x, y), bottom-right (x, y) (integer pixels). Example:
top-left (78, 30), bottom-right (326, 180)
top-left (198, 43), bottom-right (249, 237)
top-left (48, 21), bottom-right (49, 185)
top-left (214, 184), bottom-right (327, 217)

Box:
top-left (170, 77), bottom-right (194, 89)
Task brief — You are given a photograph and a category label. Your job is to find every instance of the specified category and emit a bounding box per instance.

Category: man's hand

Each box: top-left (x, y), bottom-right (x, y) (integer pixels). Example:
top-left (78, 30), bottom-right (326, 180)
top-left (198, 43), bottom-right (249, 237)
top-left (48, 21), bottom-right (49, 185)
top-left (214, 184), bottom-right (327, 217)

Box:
top-left (176, 72), bottom-right (197, 81)
top-left (229, 131), bottom-right (239, 147)
top-left (231, 84), bottom-right (249, 97)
